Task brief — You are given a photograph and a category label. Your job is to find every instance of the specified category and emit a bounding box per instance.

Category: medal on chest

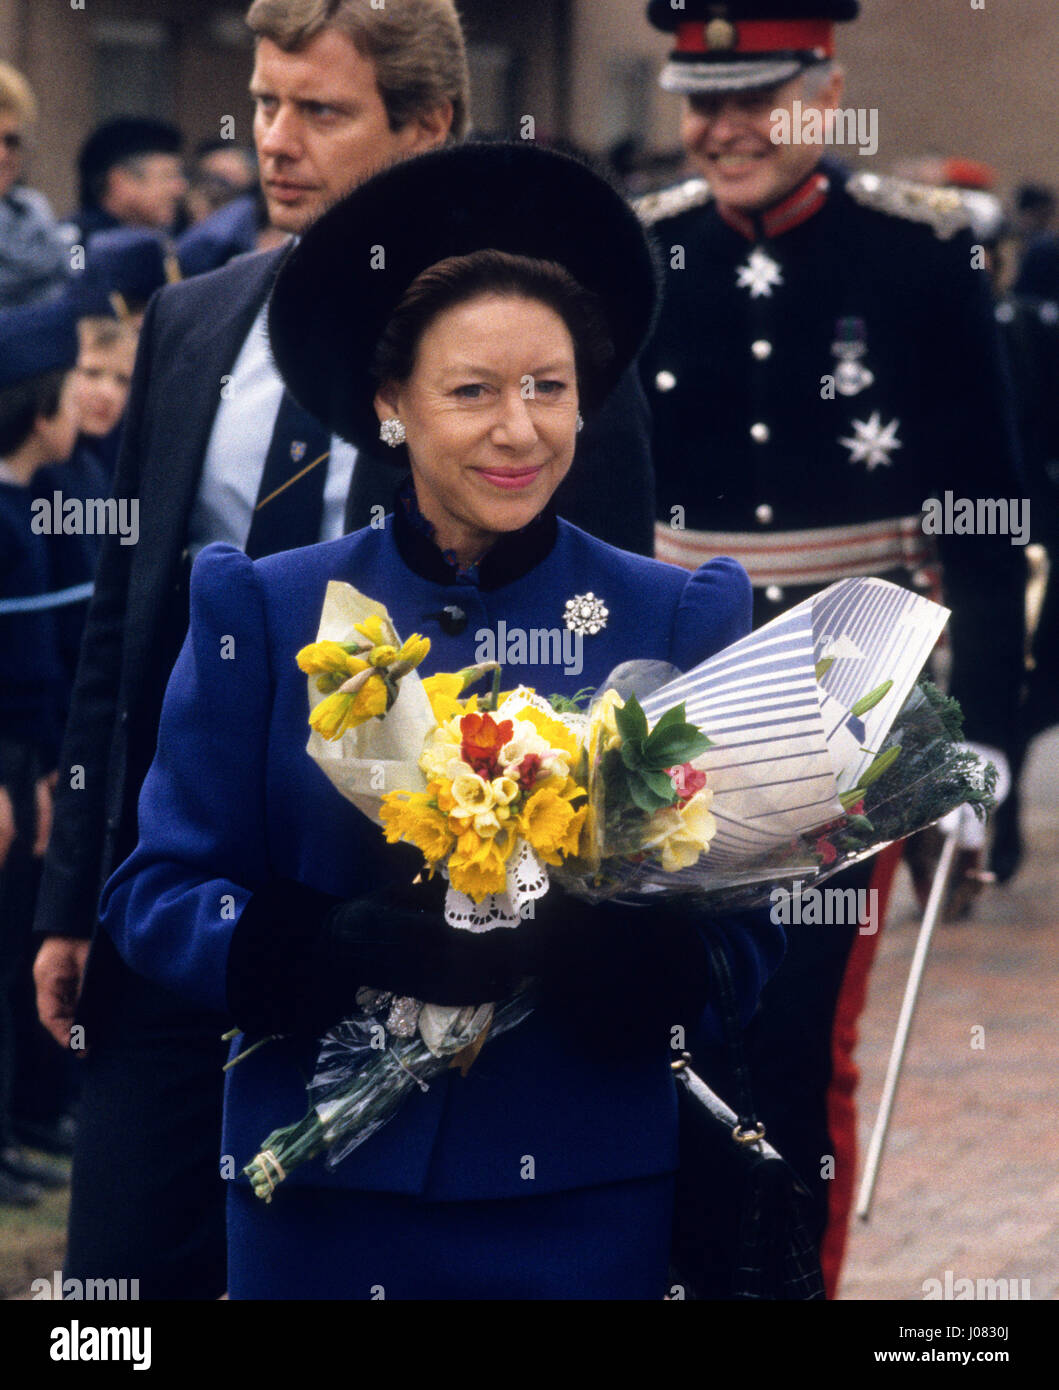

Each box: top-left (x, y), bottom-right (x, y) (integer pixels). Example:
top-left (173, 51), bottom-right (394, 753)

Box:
top-left (736, 246), bottom-right (783, 299)
top-left (831, 317), bottom-right (875, 397)
top-left (839, 411), bottom-right (903, 471)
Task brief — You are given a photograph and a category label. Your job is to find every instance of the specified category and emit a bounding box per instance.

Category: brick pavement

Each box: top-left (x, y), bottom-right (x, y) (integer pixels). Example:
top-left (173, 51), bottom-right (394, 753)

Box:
top-left (839, 729), bottom-right (1059, 1301)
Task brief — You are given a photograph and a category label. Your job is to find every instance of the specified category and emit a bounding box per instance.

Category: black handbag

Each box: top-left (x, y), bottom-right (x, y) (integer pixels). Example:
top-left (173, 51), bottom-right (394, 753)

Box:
top-left (668, 940), bottom-right (826, 1300)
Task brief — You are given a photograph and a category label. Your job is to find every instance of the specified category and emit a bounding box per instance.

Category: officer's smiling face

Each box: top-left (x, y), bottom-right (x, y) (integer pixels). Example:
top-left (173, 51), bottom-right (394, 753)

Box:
top-left (251, 29), bottom-right (452, 235)
top-left (374, 294), bottom-right (580, 568)
top-left (682, 69), bottom-right (844, 213)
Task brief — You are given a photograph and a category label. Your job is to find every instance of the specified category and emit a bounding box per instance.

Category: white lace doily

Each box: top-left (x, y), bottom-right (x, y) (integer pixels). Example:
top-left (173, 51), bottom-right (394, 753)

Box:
top-left (497, 685), bottom-right (588, 738)
top-left (444, 838), bottom-right (549, 931)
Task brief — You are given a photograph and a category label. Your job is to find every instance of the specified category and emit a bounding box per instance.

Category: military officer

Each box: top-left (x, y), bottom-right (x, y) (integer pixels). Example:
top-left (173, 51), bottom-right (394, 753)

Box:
top-left (638, 0), bottom-right (1026, 1297)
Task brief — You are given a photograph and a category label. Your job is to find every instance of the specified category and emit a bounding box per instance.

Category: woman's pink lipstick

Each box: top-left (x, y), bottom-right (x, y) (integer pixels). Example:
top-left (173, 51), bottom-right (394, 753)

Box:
top-left (476, 466), bottom-right (543, 491)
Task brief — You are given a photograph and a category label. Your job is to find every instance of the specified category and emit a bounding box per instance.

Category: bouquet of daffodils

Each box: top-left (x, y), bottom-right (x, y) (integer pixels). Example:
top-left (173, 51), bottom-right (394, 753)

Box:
top-left (241, 577), bottom-right (994, 1201)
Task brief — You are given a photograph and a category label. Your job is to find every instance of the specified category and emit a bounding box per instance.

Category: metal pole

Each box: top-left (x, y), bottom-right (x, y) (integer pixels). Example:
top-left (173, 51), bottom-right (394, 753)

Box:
top-left (855, 826), bottom-right (960, 1222)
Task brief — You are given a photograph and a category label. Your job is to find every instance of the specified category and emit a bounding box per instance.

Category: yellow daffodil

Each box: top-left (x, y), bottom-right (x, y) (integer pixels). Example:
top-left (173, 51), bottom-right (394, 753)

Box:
top-left (490, 776), bottom-right (520, 806)
top-left (450, 772), bottom-right (494, 816)
top-left (368, 643), bottom-right (399, 667)
top-left (518, 784), bottom-right (581, 866)
top-left (513, 706), bottom-right (581, 762)
top-left (588, 689), bottom-right (625, 759)
top-left (420, 724), bottom-right (464, 781)
top-left (296, 640), bottom-right (355, 676)
top-left (549, 774), bottom-right (587, 803)
top-left (353, 614), bottom-right (388, 647)
top-left (642, 789), bottom-right (717, 872)
top-left (455, 827), bottom-right (481, 857)
top-left (560, 804), bottom-right (587, 858)
top-left (422, 673), bottom-right (478, 724)
top-left (449, 824), bottom-right (517, 900)
top-left (296, 642), bottom-right (371, 694)
top-left (309, 671), bottom-right (389, 739)
top-left (395, 634), bottom-right (431, 669)
top-left (380, 792), bottom-right (455, 865)
top-left (472, 809), bottom-right (504, 837)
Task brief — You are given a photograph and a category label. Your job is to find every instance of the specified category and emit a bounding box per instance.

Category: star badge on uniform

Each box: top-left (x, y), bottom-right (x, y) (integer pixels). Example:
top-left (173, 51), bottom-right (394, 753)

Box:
top-left (736, 248), bottom-right (784, 299)
top-left (563, 593), bottom-right (609, 635)
top-left (839, 412), bottom-right (903, 470)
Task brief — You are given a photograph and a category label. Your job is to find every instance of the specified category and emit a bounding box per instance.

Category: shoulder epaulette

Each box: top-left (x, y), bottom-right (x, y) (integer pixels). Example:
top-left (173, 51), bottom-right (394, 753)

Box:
top-left (634, 178), bottom-right (712, 227)
top-left (846, 171), bottom-right (976, 241)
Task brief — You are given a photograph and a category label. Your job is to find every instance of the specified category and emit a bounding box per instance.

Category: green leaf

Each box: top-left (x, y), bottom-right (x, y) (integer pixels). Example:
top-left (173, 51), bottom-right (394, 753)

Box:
top-left (620, 740), bottom-right (646, 771)
top-left (815, 657), bottom-right (835, 680)
top-left (614, 694), bottom-right (649, 744)
top-left (851, 680), bottom-right (894, 718)
top-left (859, 744), bottom-right (902, 789)
top-left (647, 703), bottom-right (689, 736)
top-left (639, 768), bottom-right (679, 801)
top-left (645, 729), bottom-right (711, 767)
top-left (547, 686), bottom-right (596, 713)
top-left (626, 775), bottom-right (676, 814)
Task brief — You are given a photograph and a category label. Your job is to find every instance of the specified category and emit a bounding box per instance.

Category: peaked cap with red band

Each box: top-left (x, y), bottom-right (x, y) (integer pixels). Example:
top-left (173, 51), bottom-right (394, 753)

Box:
top-left (647, 0), bottom-right (859, 94)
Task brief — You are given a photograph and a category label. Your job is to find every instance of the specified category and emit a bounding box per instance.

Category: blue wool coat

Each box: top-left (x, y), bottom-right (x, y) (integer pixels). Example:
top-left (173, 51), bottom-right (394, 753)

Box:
top-left (100, 511), bottom-right (783, 1202)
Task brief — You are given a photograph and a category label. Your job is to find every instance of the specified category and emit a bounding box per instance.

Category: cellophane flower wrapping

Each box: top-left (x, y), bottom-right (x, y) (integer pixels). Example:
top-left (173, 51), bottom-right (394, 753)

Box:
top-left (553, 576), bottom-right (996, 910)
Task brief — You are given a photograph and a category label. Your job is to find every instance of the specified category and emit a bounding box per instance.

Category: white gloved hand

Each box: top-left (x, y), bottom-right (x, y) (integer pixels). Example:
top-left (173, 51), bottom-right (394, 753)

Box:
top-left (937, 744), bottom-right (1010, 848)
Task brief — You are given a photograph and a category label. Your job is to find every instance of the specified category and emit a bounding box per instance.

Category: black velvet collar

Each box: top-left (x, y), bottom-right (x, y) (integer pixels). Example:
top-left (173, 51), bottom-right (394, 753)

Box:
top-left (390, 483), bottom-right (559, 591)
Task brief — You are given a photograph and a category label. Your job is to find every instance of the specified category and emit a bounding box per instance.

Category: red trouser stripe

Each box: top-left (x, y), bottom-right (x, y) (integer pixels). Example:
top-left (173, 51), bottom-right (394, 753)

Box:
top-left (820, 839), bottom-right (904, 1297)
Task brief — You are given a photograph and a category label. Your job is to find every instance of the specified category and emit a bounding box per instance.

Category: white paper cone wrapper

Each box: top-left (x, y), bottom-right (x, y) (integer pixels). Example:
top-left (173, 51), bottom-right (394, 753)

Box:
top-left (303, 581), bottom-right (437, 825)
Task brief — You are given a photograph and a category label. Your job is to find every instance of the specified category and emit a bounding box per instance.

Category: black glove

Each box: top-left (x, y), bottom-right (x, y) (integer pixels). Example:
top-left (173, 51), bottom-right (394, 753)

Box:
top-left (520, 885), bottom-right (715, 1059)
top-left (226, 869), bottom-right (533, 1039)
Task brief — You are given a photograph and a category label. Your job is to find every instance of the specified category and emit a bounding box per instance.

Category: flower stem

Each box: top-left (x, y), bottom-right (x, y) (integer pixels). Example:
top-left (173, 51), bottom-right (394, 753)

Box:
top-left (243, 1111), bottom-right (326, 1203)
top-left (222, 1033), bottom-right (280, 1072)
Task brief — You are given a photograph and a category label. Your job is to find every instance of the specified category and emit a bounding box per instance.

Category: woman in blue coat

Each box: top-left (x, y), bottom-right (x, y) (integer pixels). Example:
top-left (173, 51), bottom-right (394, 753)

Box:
top-left (99, 143), bottom-right (784, 1299)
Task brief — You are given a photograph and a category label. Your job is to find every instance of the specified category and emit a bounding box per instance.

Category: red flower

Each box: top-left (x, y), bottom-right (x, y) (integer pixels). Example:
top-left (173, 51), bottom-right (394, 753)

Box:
top-left (668, 763), bottom-right (707, 808)
top-left (815, 836), bottom-right (838, 866)
top-left (459, 712), bottom-right (514, 779)
top-left (516, 752), bottom-right (545, 790)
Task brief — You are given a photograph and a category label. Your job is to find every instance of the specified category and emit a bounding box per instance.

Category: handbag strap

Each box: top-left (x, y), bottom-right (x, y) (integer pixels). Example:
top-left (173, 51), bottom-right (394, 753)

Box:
top-left (705, 935), bottom-right (763, 1139)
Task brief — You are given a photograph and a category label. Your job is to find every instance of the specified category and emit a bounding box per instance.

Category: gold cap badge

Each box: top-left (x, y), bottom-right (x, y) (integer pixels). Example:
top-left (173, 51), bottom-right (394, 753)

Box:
top-left (705, 18), bottom-right (737, 50)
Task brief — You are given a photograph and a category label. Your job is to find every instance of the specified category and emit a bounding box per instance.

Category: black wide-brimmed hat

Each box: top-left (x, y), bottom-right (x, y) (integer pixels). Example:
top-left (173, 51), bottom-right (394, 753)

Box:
top-left (268, 141), bottom-right (660, 450)
top-left (648, 0), bottom-right (859, 95)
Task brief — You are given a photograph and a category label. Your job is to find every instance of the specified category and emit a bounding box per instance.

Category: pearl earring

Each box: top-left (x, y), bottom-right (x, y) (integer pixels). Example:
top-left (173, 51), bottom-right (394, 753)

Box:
top-left (576, 412), bottom-right (584, 434)
top-left (379, 418), bottom-right (406, 447)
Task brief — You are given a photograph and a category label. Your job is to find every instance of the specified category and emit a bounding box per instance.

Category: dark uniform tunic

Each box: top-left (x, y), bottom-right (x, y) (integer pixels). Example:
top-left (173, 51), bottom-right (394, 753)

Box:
top-left (639, 162), bottom-right (1026, 748)
top-left (636, 162), bottom-right (1028, 1292)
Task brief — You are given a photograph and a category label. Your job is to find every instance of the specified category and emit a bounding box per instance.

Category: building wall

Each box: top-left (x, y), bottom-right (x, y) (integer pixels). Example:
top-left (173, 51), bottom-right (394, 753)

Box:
top-left (3, 0), bottom-right (261, 216)
top-left (4, 0), bottom-right (1059, 212)
top-left (2, 0), bottom-right (569, 213)
top-left (568, 0), bottom-right (1059, 197)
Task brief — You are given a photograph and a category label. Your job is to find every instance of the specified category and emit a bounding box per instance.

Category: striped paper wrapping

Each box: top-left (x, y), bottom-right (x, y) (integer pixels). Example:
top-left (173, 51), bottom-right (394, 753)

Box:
top-left (638, 578), bottom-right (950, 878)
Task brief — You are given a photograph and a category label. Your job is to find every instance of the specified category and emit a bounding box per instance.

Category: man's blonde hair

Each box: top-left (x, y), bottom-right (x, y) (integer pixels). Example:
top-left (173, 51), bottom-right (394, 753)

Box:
top-left (245, 0), bottom-right (470, 139)
top-left (0, 61), bottom-right (37, 123)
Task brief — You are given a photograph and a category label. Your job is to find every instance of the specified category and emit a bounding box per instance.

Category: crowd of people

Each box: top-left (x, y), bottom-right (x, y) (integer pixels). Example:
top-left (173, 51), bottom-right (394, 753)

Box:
top-left (1, 0), bottom-right (1057, 1301)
